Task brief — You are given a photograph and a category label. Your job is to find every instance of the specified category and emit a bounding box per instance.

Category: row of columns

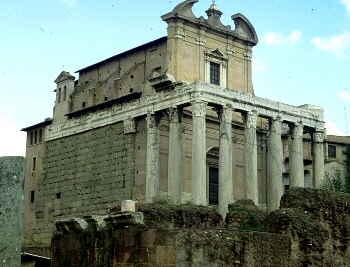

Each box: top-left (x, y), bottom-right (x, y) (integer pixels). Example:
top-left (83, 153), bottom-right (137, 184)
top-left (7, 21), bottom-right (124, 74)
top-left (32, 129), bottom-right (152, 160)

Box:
top-left (145, 102), bottom-right (325, 213)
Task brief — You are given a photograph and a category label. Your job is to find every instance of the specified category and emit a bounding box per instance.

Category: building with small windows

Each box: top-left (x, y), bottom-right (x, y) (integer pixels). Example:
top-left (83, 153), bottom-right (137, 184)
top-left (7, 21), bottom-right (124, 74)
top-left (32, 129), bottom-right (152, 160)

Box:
top-left (324, 135), bottom-right (350, 180)
top-left (21, 0), bottom-right (326, 254)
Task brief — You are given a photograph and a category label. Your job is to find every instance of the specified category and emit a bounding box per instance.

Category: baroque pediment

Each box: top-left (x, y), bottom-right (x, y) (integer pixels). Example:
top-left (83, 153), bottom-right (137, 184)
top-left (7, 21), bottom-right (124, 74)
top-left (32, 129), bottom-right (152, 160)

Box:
top-left (206, 48), bottom-right (227, 61)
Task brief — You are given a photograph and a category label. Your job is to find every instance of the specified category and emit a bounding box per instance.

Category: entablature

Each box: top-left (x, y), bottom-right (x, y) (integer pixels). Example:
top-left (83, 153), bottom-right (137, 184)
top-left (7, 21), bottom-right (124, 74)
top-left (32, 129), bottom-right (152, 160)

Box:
top-left (46, 82), bottom-right (324, 141)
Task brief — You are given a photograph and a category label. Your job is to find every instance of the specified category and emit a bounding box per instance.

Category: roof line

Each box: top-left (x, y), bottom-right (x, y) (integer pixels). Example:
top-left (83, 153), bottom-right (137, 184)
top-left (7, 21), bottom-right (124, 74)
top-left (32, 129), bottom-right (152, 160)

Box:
top-left (21, 119), bottom-right (53, 132)
top-left (76, 36), bottom-right (167, 74)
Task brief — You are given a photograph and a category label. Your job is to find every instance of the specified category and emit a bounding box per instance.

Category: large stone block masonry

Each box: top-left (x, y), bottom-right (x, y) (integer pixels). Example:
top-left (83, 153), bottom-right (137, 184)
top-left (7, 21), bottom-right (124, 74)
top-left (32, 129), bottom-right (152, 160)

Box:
top-left (0, 157), bottom-right (24, 267)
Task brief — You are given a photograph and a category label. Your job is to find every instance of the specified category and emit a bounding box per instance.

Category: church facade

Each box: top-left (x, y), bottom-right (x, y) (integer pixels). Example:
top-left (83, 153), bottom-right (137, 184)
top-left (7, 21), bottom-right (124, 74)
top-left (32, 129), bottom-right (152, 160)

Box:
top-left (22, 0), bottom-right (325, 251)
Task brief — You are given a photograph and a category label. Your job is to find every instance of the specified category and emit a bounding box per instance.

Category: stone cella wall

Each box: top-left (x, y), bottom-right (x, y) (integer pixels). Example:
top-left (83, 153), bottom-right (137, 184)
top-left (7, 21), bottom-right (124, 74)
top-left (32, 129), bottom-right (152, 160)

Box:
top-left (28, 122), bottom-right (135, 249)
top-left (0, 156), bottom-right (24, 267)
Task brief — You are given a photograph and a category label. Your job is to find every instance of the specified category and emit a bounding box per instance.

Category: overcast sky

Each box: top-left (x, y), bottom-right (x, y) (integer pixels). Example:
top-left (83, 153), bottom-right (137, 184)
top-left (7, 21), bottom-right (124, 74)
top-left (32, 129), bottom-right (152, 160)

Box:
top-left (1, 0), bottom-right (350, 156)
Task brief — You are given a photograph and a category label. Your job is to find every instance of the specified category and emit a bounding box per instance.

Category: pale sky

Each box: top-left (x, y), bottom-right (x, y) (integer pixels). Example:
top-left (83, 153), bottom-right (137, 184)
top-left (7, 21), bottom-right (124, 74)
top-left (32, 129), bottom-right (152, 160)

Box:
top-left (1, 0), bottom-right (350, 156)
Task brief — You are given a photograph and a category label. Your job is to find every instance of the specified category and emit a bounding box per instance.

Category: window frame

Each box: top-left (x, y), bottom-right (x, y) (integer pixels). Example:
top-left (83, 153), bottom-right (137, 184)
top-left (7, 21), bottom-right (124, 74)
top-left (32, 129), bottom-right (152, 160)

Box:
top-left (210, 62), bottom-right (221, 86)
top-left (32, 157), bottom-right (36, 171)
top-left (328, 144), bottom-right (337, 159)
top-left (205, 49), bottom-right (228, 88)
top-left (30, 191), bottom-right (35, 203)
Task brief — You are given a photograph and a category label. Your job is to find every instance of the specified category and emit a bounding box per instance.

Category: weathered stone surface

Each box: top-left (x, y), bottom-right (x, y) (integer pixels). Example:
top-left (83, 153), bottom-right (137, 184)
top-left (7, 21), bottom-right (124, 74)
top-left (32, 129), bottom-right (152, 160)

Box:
top-left (266, 187), bottom-right (350, 266)
top-left (51, 204), bottom-right (288, 267)
top-left (28, 122), bottom-right (135, 248)
top-left (51, 188), bottom-right (350, 266)
top-left (0, 156), bottom-right (24, 267)
top-left (109, 203), bottom-right (223, 229)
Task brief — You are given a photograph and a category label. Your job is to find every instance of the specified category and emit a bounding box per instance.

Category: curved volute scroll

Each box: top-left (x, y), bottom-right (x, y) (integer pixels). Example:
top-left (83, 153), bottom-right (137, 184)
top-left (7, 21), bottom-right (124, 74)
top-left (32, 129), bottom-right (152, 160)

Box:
top-left (231, 13), bottom-right (258, 46)
top-left (171, 0), bottom-right (199, 19)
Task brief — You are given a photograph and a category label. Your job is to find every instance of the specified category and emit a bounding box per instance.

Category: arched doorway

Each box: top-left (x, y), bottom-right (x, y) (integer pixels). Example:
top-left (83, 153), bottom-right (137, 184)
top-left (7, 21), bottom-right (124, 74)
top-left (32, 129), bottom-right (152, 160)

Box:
top-left (207, 147), bottom-right (219, 205)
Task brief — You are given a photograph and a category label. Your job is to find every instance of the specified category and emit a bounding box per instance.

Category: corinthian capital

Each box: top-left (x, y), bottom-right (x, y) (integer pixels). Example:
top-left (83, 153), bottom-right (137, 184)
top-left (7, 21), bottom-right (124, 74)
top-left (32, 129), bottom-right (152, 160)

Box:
top-left (168, 107), bottom-right (182, 123)
top-left (270, 116), bottom-right (283, 135)
top-left (246, 111), bottom-right (258, 129)
top-left (292, 122), bottom-right (304, 139)
top-left (146, 113), bottom-right (157, 129)
top-left (314, 131), bottom-right (325, 143)
top-left (192, 101), bottom-right (207, 117)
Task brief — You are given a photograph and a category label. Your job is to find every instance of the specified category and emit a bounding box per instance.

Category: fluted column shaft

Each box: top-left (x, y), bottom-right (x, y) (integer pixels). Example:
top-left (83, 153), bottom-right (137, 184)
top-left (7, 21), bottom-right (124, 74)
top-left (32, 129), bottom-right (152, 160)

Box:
top-left (168, 107), bottom-right (183, 204)
top-left (218, 106), bottom-right (233, 216)
top-left (145, 113), bottom-right (160, 203)
top-left (313, 131), bottom-right (325, 188)
top-left (245, 111), bottom-right (258, 205)
top-left (191, 101), bottom-right (207, 206)
top-left (290, 123), bottom-right (304, 187)
top-left (267, 117), bottom-right (283, 211)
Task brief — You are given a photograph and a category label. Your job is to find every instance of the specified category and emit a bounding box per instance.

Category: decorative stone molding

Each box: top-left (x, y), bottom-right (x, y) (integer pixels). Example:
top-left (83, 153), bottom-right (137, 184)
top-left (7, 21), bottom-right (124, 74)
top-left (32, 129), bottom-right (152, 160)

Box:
top-left (123, 118), bottom-right (136, 134)
top-left (232, 13), bottom-right (259, 46)
top-left (46, 82), bottom-right (324, 142)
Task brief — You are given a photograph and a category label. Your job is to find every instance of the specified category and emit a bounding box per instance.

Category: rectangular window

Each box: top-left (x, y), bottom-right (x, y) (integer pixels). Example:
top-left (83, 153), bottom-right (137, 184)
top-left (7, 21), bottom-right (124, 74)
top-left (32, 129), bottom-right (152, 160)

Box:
top-left (210, 62), bottom-right (220, 86)
top-left (39, 129), bottom-right (43, 143)
top-left (328, 145), bottom-right (337, 158)
top-left (34, 130), bottom-right (38, 144)
top-left (30, 191), bottom-right (35, 203)
top-left (63, 86), bottom-right (67, 101)
top-left (30, 132), bottom-right (34, 145)
top-left (209, 167), bottom-right (219, 205)
top-left (58, 88), bottom-right (61, 103)
top-left (32, 157), bottom-right (36, 171)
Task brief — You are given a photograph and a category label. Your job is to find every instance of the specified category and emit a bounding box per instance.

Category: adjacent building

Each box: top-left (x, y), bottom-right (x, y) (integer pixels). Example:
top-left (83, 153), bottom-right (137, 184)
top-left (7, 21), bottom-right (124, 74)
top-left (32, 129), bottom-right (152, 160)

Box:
top-left (22, 0), bottom-right (326, 253)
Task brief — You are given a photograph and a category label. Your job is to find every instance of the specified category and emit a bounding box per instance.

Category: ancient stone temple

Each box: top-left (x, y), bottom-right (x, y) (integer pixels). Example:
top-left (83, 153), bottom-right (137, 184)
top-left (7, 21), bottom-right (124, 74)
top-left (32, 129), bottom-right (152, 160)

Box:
top-left (22, 0), bottom-right (325, 253)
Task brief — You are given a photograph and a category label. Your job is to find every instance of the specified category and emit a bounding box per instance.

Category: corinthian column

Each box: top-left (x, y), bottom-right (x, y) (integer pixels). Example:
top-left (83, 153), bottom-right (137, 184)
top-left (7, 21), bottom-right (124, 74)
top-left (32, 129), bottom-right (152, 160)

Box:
top-left (289, 122), bottom-right (304, 187)
top-left (267, 117), bottom-right (283, 211)
top-left (245, 111), bottom-right (258, 205)
top-left (313, 131), bottom-right (325, 188)
top-left (191, 101), bottom-right (207, 206)
top-left (218, 106), bottom-right (233, 216)
top-left (167, 107), bottom-right (183, 204)
top-left (145, 113), bottom-right (160, 203)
